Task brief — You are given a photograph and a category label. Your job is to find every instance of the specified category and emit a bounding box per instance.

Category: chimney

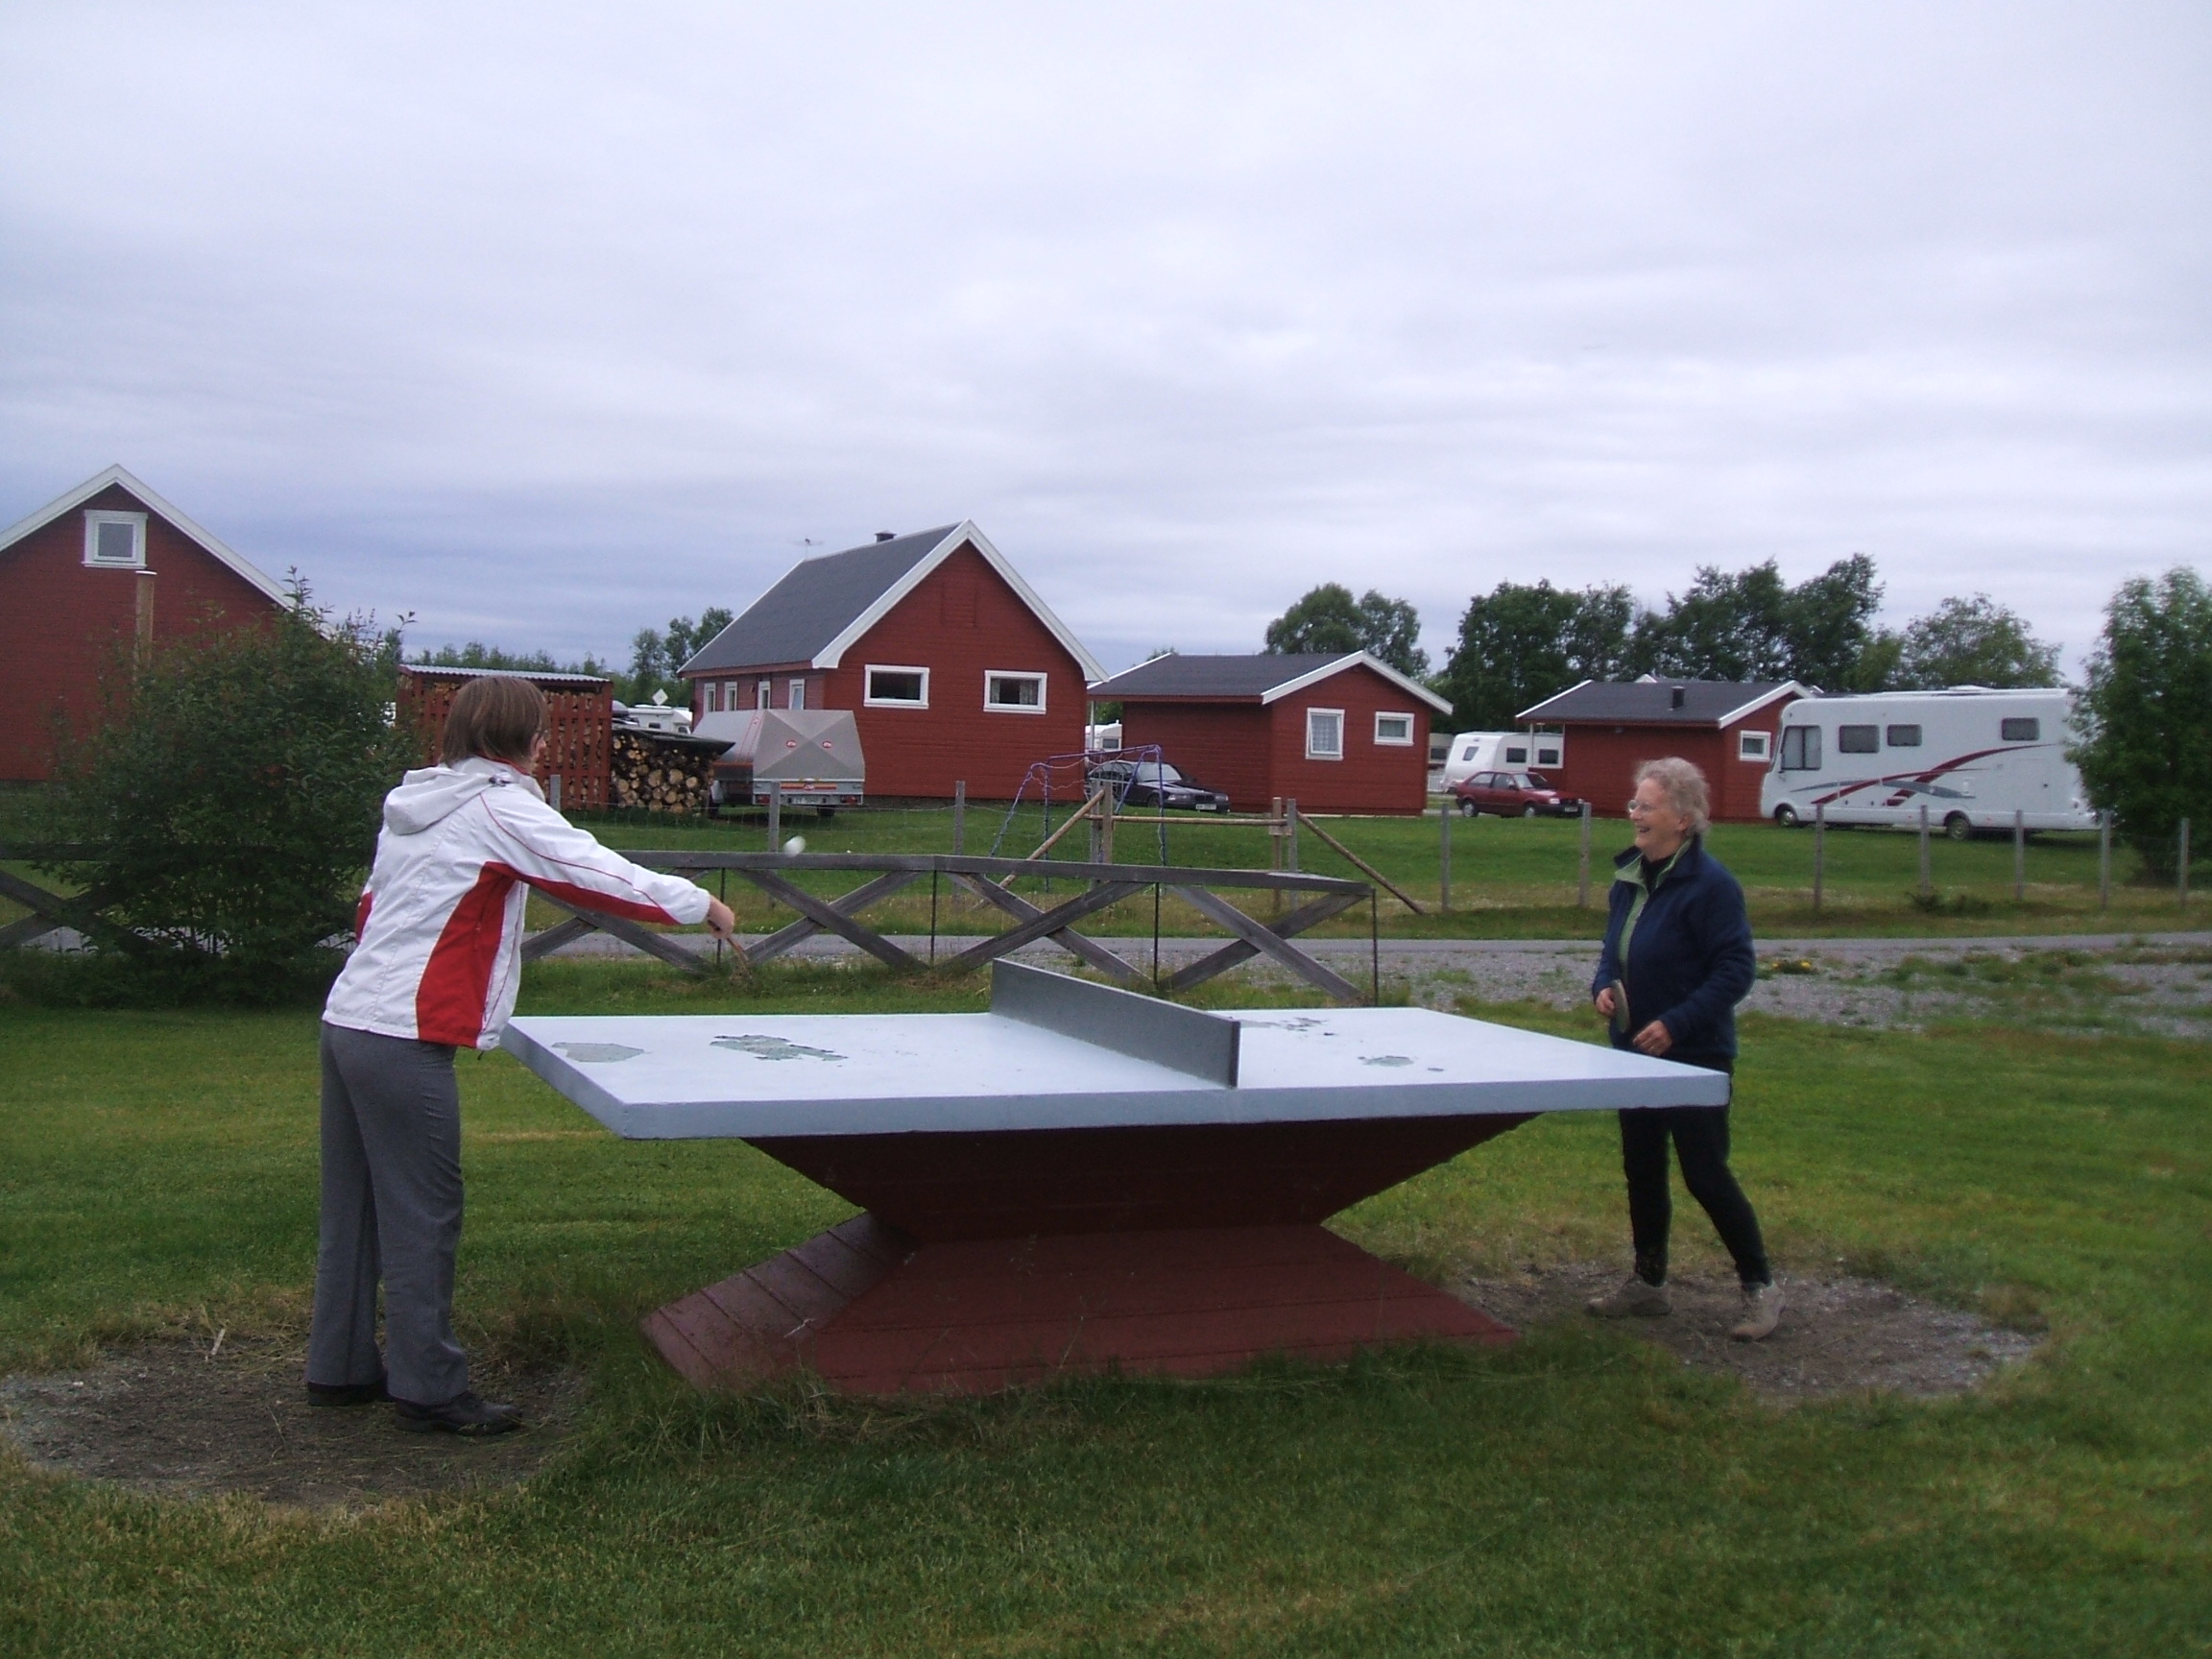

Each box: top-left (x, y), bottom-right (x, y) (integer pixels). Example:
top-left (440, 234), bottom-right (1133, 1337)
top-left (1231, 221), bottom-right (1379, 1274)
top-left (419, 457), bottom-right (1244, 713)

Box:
top-left (875, 531), bottom-right (896, 541)
top-left (1670, 685), bottom-right (1686, 709)
top-left (133, 569), bottom-right (157, 663)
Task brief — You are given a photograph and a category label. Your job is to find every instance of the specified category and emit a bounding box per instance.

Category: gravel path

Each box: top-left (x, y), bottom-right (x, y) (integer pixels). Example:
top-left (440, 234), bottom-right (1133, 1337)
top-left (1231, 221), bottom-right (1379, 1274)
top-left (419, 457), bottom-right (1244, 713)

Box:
top-left (536, 928), bottom-right (2212, 1038)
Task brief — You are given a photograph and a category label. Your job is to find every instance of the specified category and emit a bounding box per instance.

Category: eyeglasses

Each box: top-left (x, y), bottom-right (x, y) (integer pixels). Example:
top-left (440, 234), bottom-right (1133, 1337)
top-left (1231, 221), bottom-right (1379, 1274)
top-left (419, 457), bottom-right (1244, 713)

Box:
top-left (1624, 799), bottom-right (1664, 817)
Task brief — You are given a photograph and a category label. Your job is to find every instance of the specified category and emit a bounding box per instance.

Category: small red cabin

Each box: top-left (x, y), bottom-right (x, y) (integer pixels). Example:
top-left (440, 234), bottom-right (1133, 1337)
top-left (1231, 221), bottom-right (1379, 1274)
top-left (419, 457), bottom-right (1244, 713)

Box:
top-left (1516, 678), bottom-right (1808, 824)
top-left (397, 664), bottom-right (613, 810)
top-left (679, 523), bottom-right (1102, 800)
top-left (0, 466), bottom-right (290, 782)
top-left (1090, 653), bottom-right (1451, 816)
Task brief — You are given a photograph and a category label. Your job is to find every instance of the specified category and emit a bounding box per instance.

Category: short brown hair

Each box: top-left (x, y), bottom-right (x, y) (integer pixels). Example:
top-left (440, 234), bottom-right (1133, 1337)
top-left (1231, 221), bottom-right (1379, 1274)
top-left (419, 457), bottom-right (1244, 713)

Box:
top-left (441, 676), bottom-right (546, 766)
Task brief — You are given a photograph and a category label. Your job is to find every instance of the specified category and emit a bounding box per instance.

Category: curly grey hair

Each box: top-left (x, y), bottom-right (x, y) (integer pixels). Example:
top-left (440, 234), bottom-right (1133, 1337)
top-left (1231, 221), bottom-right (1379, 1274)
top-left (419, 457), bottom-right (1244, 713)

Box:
top-left (1634, 757), bottom-right (1711, 835)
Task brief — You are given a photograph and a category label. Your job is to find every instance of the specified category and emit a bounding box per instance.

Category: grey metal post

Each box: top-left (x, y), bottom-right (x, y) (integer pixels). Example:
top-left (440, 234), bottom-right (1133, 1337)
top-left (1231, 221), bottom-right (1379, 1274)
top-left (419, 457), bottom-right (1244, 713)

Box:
top-left (548, 773), bottom-right (562, 812)
top-left (2013, 808), bottom-right (2026, 902)
top-left (1439, 796), bottom-right (1451, 912)
top-left (952, 781), bottom-right (966, 854)
top-left (766, 781), bottom-right (781, 850)
top-left (1813, 801), bottom-right (1826, 914)
top-left (1918, 804), bottom-right (1932, 899)
top-left (2182, 818), bottom-right (2193, 909)
top-left (2099, 809), bottom-right (2111, 910)
top-left (1286, 799), bottom-right (1299, 873)
top-left (1577, 801), bottom-right (1592, 908)
top-left (1088, 794), bottom-right (1103, 865)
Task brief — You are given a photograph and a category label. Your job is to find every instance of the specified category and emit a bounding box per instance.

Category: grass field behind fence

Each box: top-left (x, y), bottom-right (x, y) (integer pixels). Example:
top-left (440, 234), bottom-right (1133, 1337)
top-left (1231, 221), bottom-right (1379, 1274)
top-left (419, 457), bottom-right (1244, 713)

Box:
top-left (2, 962), bottom-right (2208, 1656)
top-left (4, 779), bottom-right (2205, 949)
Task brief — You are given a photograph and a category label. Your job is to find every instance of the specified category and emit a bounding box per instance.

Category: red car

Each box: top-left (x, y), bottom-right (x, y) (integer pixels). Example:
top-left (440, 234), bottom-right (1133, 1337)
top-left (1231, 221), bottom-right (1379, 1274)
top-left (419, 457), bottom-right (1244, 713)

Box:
top-left (1452, 769), bottom-right (1583, 818)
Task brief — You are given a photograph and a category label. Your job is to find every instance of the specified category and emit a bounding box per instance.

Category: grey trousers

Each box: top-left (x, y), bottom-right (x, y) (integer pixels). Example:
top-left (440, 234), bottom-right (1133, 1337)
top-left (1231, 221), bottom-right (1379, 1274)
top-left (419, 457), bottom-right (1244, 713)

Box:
top-left (307, 1022), bottom-right (469, 1406)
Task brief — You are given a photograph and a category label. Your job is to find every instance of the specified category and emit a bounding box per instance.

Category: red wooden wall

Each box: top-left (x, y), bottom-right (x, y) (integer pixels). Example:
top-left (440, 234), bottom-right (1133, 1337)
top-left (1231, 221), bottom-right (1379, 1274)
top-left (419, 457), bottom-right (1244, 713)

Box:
top-left (1118, 664), bottom-right (1433, 815)
top-left (0, 483), bottom-right (283, 782)
top-left (1546, 704), bottom-right (1794, 826)
top-left (397, 669), bottom-right (613, 809)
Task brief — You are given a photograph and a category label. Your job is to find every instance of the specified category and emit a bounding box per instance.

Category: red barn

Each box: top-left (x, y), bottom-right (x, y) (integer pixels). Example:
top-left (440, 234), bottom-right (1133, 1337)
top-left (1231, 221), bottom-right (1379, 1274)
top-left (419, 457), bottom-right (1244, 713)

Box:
top-left (0, 465), bottom-right (290, 782)
top-left (678, 523), bottom-right (1103, 800)
top-left (1515, 678), bottom-right (1808, 824)
top-left (1089, 653), bottom-right (1451, 815)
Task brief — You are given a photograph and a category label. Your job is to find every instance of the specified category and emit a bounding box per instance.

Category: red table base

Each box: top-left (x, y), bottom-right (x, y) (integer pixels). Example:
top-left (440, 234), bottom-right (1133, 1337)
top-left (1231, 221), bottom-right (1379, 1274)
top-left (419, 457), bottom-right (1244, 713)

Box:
top-left (642, 1213), bottom-right (1515, 1395)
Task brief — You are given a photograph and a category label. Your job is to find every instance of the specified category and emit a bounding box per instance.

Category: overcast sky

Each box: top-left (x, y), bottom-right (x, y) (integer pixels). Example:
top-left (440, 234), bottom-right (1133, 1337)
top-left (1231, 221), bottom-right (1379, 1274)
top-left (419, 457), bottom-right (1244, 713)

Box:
top-left (3, 2), bottom-right (2206, 678)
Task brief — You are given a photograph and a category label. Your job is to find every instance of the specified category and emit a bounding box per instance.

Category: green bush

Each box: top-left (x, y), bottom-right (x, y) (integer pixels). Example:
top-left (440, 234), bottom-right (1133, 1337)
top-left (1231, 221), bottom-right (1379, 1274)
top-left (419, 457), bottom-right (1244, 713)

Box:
top-left (2072, 567), bottom-right (2212, 878)
top-left (38, 581), bottom-right (419, 1000)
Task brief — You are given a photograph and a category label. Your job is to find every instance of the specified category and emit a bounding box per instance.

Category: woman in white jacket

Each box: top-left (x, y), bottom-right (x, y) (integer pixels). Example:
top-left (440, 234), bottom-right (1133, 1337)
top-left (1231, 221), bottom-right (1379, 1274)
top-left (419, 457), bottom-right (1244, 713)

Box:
top-left (307, 676), bottom-right (734, 1433)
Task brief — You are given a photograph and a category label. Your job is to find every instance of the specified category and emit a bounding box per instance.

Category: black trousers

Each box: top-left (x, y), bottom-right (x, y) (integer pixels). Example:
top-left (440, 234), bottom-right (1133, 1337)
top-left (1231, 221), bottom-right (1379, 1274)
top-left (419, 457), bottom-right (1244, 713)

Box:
top-left (1620, 1102), bottom-right (1770, 1288)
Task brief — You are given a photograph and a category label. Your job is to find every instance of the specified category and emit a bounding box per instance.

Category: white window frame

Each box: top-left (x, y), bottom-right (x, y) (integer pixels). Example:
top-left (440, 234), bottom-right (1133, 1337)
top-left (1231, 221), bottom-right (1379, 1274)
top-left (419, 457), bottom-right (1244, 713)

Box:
top-left (756, 679), bottom-right (772, 710)
top-left (1372, 710), bottom-right (1414, 747)
top-left (788, 678), bottom-right (806, 710)
top-left (1306, 707), bottom-right (1345, 760)
top-left (865, 664), bottom-right (930, 709)
top-left (1737, 729), bottom-right (1770, 762)
top-left (983, 669), bottom-right (1048, 713)
top-left (722, 681), bottom-right (738, 711)
top-left (84, 510), bottom-right (148, 568)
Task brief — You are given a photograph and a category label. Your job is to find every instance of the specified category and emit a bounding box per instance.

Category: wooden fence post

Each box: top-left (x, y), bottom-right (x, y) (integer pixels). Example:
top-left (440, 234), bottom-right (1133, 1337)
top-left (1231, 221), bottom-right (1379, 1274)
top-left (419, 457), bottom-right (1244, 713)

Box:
top-left (952, 781), bottom-right (966, 854)
top-left (1438, 797), bottom-right (1451, 913)
top-left (766, 782), bottom-right (781, 851)
top-left (1918, 804), bottom-right (1933, 900)
top-left (2181, 818), bottom-right (2192, 910)
top-left (1285, 800), bottom-right (1299, 873)
top-left (2013, 808), bottom-right (2026, 902)
top-left (1577, 801), bottom-right (1592, 908)
top-left (1813, 801), bottom-right (1826, 914)
top-left (2098, 809), bottom-right (2110, 910)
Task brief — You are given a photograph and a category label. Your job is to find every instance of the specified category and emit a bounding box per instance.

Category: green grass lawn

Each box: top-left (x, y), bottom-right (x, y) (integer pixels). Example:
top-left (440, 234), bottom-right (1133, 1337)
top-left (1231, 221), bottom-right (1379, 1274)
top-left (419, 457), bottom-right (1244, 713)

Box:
top-left (2, 963), bottom-right (2207, 1655)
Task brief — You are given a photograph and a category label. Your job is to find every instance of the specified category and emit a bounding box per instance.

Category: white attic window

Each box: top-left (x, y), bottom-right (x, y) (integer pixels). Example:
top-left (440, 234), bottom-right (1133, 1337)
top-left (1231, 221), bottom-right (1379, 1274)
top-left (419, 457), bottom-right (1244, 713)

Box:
top-left (1306, 708), bottom-right (1344, 759)
top-left (84, 510), bottom-right (147, 568)
top-left (984, 670), bottom-right (1046, 712)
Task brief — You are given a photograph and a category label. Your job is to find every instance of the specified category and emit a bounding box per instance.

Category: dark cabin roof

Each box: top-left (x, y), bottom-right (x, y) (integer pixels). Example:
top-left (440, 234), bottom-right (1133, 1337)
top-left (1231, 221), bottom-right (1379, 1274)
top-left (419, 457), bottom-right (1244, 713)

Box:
top-left (682, 526), bottom-right (961, 675)
top-left (1091, 651), bottom-right (1454, 712)
top-left (1090, 654), bottom-right (1353, 700)
top-left (1517, 679), bottom-right (1803, 727)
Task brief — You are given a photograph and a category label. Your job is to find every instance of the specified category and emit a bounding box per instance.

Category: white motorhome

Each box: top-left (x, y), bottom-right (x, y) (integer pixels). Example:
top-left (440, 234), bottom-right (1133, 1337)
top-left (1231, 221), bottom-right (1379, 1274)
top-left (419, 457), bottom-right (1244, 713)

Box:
top-left (1761, 687), bottom-right (2095, 837)
top-left (1437, 731), bottom-right (1565, 792)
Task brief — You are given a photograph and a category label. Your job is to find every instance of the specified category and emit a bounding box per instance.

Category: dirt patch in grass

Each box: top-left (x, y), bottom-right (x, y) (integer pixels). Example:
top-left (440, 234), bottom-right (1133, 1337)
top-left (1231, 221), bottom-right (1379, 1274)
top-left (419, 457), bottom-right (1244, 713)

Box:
top-left (0, 1335), bottom-right (582, 1509)
top-left (1461, 1263), bottom-right (2040, 1400)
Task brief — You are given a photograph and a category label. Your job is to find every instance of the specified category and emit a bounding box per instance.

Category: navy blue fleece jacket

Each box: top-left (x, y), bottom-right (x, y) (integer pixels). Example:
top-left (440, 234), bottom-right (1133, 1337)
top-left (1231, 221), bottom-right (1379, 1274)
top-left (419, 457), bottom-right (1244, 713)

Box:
top-left (1591, 835), bottom-right (1756, 1067)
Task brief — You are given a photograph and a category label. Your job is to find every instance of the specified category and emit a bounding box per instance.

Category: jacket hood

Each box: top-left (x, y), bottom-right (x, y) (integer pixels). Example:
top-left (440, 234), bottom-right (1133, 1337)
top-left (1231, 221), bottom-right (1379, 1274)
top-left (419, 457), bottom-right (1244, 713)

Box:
top-left (383, 757), bottom-right (542, 835)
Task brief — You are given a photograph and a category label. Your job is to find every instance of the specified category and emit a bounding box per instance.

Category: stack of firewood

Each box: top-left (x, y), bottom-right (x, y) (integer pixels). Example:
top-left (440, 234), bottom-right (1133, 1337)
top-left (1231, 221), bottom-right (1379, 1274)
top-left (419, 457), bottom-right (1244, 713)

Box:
top-left (609, 730), bottom-right (713, 815)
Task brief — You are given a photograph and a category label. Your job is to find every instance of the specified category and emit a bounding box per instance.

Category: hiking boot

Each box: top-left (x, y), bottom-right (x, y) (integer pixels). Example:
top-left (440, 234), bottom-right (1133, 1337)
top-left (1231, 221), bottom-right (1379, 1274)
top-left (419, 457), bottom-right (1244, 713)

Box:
top-left (306, 1377), bottom-right (390, 1407)
top-left (1730, 1282), bottom-right (1784, 1341)
top-left (1586, 1275), bottom-right (1671, 1318)
top-left (394, 1390), bottom-right (522, 1436)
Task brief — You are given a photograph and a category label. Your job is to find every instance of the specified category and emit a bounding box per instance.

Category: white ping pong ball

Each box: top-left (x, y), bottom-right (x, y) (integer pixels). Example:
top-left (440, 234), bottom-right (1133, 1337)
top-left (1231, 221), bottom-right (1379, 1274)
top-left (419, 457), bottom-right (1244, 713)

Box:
top-left (783, 835), bottom-right (806, 854)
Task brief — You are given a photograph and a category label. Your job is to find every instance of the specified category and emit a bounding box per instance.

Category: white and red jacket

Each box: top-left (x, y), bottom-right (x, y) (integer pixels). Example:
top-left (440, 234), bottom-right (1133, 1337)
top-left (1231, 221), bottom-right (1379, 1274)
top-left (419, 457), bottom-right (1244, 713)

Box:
top-left (324, 757), bottom-right (711, 1048)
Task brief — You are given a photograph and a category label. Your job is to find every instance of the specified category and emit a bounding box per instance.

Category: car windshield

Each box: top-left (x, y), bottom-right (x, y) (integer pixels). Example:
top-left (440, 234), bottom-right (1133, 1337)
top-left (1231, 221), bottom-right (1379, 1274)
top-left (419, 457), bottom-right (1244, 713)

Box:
top-left (1131, 762), bottom-right (1184, 784)
top-left (1523, 771), bottom-right (1551, 789)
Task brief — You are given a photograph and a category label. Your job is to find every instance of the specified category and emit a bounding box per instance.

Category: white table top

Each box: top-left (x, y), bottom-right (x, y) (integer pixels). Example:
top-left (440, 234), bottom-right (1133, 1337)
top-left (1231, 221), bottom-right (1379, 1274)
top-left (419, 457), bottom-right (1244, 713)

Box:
top-left (501, 1005), bottom-right (1729, 1140)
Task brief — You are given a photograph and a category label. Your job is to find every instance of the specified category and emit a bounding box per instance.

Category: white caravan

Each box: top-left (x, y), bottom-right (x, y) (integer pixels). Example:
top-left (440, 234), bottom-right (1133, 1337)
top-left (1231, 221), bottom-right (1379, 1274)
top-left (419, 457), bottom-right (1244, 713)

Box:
top-left (1761, 687), bottom-right (2096, 836)
top-left (1437, 730), bottom-right (1566, 791)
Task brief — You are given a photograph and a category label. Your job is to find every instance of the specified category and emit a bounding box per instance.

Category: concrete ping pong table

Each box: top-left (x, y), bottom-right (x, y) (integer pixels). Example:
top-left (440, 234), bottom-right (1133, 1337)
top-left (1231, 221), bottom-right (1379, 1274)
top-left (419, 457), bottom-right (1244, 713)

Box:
top-left (503, 963), bottom-right (1728, 1394)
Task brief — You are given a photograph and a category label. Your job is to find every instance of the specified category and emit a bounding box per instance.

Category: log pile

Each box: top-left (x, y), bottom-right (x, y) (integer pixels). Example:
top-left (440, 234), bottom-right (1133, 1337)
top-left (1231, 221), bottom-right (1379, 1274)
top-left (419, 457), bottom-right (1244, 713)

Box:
top-left (610, 730), bottom-right (714, 815)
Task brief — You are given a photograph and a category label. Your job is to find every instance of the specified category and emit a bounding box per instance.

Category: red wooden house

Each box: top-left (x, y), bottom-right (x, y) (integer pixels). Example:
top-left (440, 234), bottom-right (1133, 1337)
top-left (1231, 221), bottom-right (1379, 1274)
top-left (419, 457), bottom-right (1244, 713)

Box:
top-left (679, 523), bottom-right (1104, 800)
top-left (1089, 653), bottom-right (1451, 815)
top-left (0, 465), bottom-right (290, 782)
top-left (1515, 678), bottom-right (1808, 824)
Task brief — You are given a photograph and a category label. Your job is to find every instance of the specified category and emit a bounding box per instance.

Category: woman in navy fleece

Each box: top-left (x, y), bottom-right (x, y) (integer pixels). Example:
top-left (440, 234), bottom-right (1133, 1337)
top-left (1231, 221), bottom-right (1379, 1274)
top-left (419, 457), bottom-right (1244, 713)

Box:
top-left (1587, 757), bottom-right (1782, 1340)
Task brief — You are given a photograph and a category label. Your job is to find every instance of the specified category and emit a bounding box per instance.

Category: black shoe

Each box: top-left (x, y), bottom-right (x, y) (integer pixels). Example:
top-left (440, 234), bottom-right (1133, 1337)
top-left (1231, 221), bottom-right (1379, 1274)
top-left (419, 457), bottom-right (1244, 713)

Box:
top-left (306, 1377), bottom-right (391, 1407)
top-left (394, 1390), bottom-right (522, 1436)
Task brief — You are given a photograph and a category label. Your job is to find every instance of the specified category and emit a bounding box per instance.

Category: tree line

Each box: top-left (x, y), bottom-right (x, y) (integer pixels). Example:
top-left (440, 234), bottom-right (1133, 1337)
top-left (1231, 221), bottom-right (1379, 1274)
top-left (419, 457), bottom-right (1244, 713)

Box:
top-left (1264, 557), bottom-right (2061, 731)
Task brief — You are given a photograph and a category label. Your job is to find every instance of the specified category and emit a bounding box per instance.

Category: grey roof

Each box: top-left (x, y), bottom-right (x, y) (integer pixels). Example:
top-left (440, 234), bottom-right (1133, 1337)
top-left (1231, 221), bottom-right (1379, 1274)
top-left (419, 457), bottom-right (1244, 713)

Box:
top-left (1088, 654), bottom-right (1358, 699)
top-left (1517, 679), bottom-right (1801, 726)
top-left (683, 526), bottom-right (959, 675)
top-left (400, 662), bottom-right (609, 687)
